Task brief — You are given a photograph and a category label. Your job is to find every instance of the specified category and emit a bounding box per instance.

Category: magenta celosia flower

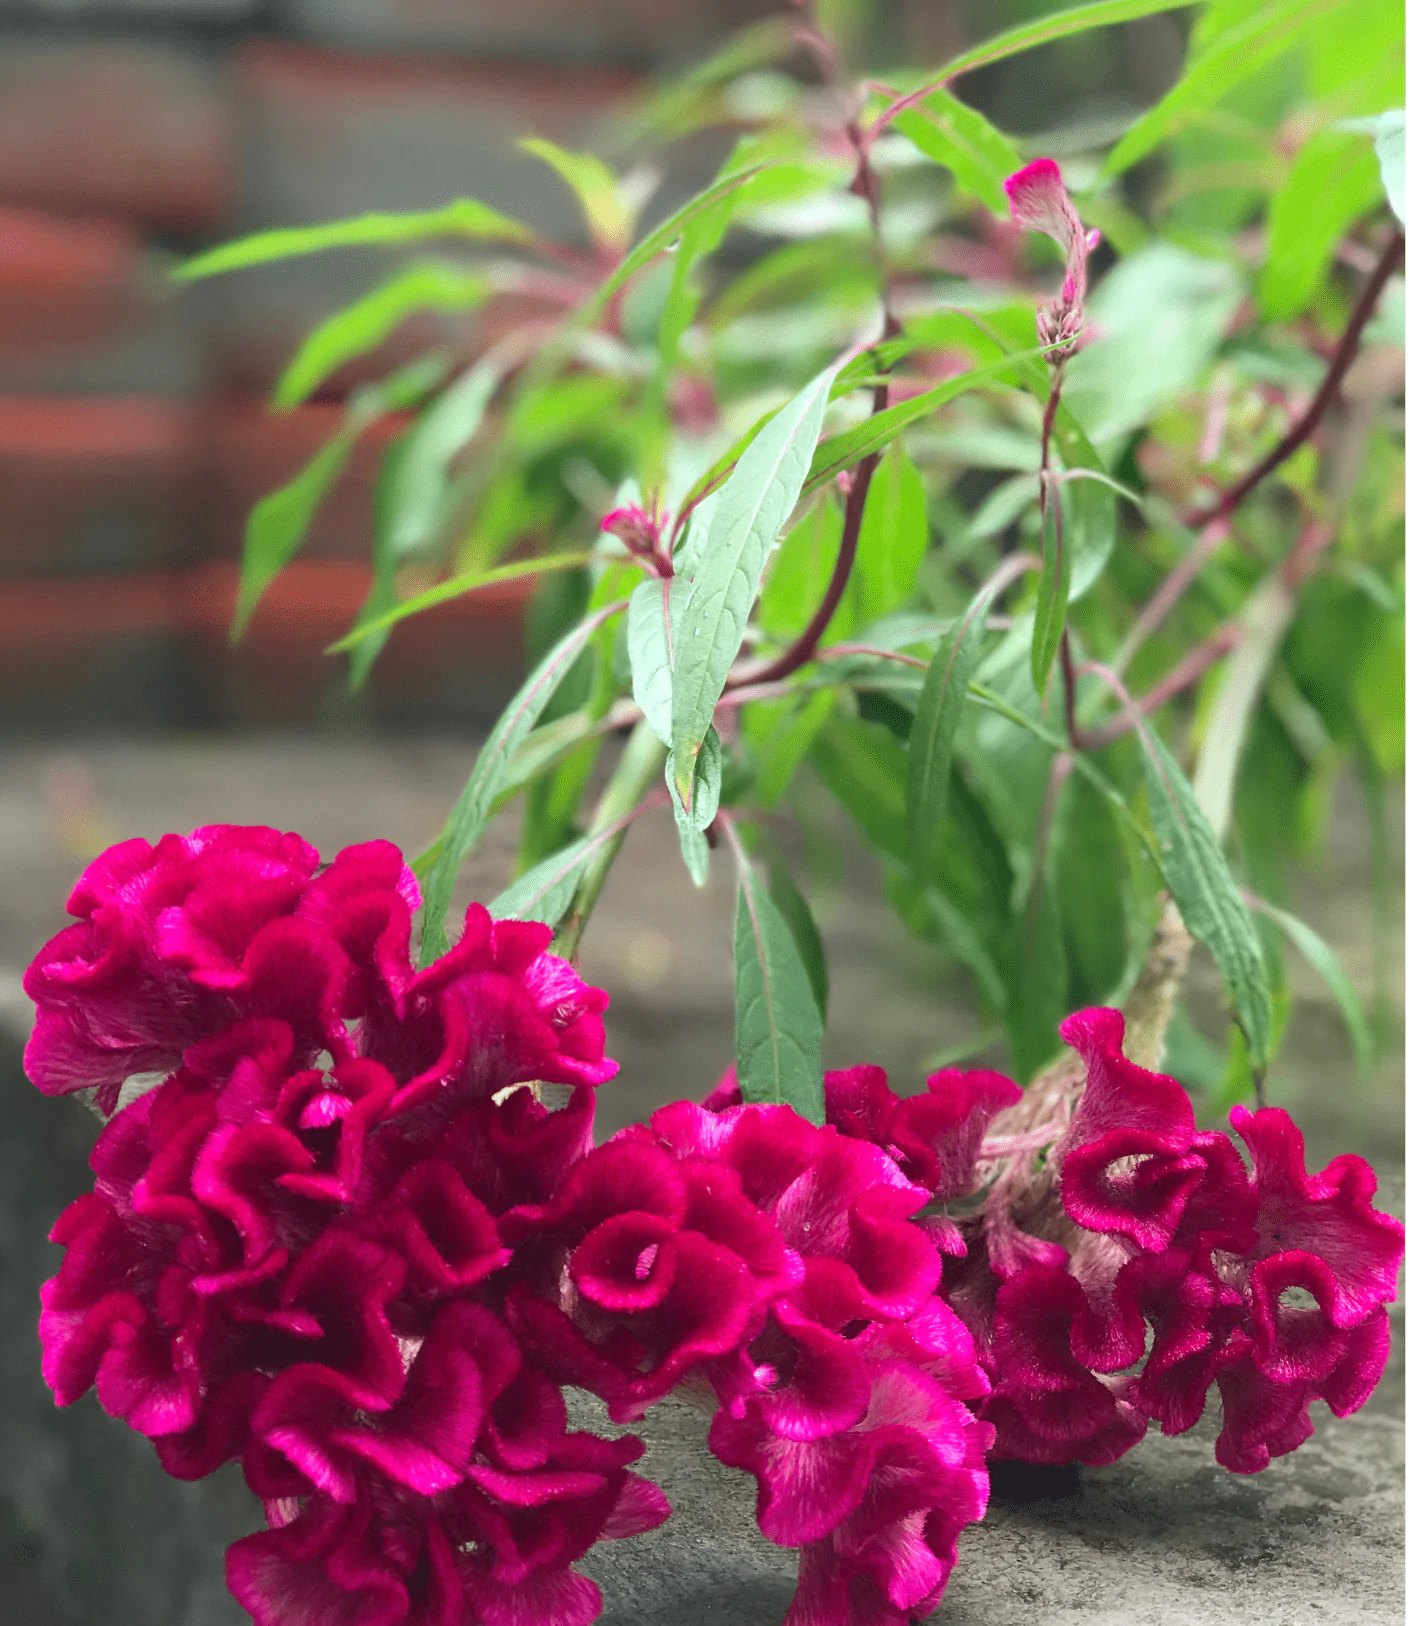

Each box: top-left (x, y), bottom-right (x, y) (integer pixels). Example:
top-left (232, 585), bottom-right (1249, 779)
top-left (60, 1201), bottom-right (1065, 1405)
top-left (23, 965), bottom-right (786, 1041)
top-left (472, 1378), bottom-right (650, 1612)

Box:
top-left (939, 1008), bottom-right (1403, 1475)
top-left (1004, 157), bottom-right (1100, 357)
top-left (25, 827), bottom-right (1403, 1624)
top-left (28, 827), bottom-right (644, 1626)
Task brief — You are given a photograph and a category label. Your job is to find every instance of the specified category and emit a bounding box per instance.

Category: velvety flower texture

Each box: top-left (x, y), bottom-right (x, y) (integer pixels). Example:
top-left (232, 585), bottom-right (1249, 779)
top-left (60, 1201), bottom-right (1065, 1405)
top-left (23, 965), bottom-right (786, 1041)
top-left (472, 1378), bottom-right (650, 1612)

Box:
top-left (838, 1009), bottom-right (1403, 1478)
top-left (28, 829), bottom-right (1402, 1626)
top-left (31, 829), bottom-right (657, 1626)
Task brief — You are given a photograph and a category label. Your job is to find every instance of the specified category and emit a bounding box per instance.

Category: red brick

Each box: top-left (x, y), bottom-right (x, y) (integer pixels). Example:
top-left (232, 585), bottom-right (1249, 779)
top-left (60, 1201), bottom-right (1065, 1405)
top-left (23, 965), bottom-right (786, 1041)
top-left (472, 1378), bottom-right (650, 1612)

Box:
top-left (0, 395), bottom-right (193, 572)
top-left (0, 209), bottom-right (147, 361)
top-left (0, 561), bottom-right (532, 727)
top-left (0, 41), bottom-right (233, 236)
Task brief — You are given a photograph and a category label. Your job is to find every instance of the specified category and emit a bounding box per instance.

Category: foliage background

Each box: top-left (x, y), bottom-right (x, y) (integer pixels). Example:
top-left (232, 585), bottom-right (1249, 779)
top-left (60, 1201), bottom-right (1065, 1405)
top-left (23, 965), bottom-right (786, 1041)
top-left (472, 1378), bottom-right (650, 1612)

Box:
top-left (0, 2), bottom-right (1403, 1620)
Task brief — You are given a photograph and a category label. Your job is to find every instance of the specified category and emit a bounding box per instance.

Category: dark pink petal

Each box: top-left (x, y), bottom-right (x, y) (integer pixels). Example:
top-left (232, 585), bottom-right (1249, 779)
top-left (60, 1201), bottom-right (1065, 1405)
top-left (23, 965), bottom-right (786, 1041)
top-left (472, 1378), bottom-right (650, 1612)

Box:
top-left (1057, 1007), bottom-right (1204, 1251)
top-left (502, 1139), bottom-right (687, 1244)
top-left (226, 1497), bottom-right (408, 1626)
top-left (710, 1413), bottom-right (874, 1546)
top-left (278, 1231), bottom-right (407, 1405)
top-left (1319, 1308), bottom-right (1390, 1416)
top-left (373, 1158), bottom-right (510, 1295)
top-left (1213, 1337), bottom-right (1315, 1473)
top-left (756, 1308), bottom-right (871, 1442)
top-left (1248, 1251), bottom-right (1352, 1384)
top-left (191, 1121), bottom-right (316, 1266)
top-left (570, 1213), bottom-right (678, 1311)
top-left (156, 1370), bottom-right (269, 1479)
top-left (897, 1068), bottom-right (1022, 1199)
top-left (1232, 1104), bottom-right (1404, 1327)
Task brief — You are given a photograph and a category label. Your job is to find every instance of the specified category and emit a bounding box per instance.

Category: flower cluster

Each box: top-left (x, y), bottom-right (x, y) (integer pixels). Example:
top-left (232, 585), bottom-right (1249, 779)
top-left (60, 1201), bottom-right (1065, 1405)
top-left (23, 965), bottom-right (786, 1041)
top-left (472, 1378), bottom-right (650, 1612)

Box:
top-left (506, 1086), bottom-right (995, 1626)
top-left (25, 831), bottom-right (1402, 1625)
top-left (26, 828), bottom-right (998, 1626)
top-left (827, 1009), bottom-right (1403, 1477)
top-left (28, 827), bottom-right (664, 1626)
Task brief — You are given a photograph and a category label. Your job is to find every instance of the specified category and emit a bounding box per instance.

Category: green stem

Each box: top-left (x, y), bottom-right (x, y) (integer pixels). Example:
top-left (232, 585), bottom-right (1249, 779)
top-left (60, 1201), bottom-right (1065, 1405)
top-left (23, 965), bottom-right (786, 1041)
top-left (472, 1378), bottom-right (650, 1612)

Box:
top-left (552, 719), bottom-right (668, 962)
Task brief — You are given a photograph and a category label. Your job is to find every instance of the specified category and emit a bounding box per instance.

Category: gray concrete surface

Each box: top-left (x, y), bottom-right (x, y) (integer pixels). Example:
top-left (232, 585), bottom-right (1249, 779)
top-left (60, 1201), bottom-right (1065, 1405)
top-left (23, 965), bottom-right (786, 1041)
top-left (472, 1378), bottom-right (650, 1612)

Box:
top-left (0, 735), bottom-right (1402, 1624)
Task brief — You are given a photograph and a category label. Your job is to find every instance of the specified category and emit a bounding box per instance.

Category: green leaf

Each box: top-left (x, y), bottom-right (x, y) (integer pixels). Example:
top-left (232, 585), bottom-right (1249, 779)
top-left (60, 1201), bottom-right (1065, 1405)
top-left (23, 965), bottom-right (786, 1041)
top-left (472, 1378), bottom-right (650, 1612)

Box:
top-left (1341, 109), bottom-right (1406, 225)
top-left (174, 198), bottom-right (534, 281)
top-left (671, 363), bottom-right (840, 813)
top-left (921, 0), bottom-right (1199, 86)
top-left (767, 859), bottom-right (830, 1019)
top-left (1007, 881), bottom-right (1068, 1078)
top-left (520, 137), bottom-right (632, 251)
top-left (490, 830), bottom-right (603, 928)
top-left (803, 352), bottom-right (1041, 495)
top-left (1251, 897), bottom-right (1373, 1070)
top-left (627, 576), bottom-right (689, 746)
top-left (747, 689), bottom-right (838, 809)
top-left (907, 573), bottom-right (1009, 872)
top-left (592, 166), bottom-right (775, 308)
top-left (1104, 0), bottom-right (1354, 177)
top-left (385, 357), bottom-right (503, 558)
top-left (234, 427), bottom-right (357, 642)
top-left (1030, 477), bottom-right (1069, 698)
top-left (854, 441), bottom-right (928, 626)
top-left (326, 551), bottom-right (594, 653)
top-left (666, 723), bottom-right (721, 883)
top-left (1258, 131), bottom-right (1382, 319)
top-left (734, 870), bottom-right (826, 1124)
top-left (891, 89), bottom-right (1022, 216)
top-left (272, 263), bottom-right (490, 411)
top-left (759, 498), bottom-right (845, 641)
top-left (812, 715), bottom-right (909, 861)
top-left (418, 598), bottom-right (628, 962)
top-left (1137, 724), bottom-right (1274, 1066)
top-left (1062, 244), bottom-right (1244, 445)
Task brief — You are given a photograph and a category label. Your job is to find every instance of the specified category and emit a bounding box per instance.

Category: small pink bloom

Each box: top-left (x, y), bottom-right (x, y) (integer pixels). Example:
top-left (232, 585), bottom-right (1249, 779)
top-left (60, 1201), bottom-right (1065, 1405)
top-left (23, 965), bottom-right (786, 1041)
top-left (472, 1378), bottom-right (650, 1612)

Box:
top-left (1004, 158), bottom-right (1101, 357)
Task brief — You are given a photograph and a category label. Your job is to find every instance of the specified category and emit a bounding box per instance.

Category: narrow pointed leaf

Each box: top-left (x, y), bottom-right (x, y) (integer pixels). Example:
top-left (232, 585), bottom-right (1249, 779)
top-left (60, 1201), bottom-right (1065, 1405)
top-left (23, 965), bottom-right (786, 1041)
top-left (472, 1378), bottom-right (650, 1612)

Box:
top-left (627, 575), bottom-right (689, 745)
top-left (386, 357), bottom-right (503, 557)
top-left (520, 137), bottom-right (632, 252)
top-left (174, 199), bottom-right (534, 281)
top-left (233, 428), bottom-right (356, 641)
top-left (891, 90), bottom-right (1022, 216)
top-left (671, 363), bottom-right (839, 810)
top-left (593, 166), bottom-right (772, 307)
top-left (667, 727), bottom-right (721, 886)
top-left (419, 598), bottom-right (628, 962)
top-left (767, 860), bottom-right (829, 1018)
top-left (734, 872), bottom-right (825, 1123)
top-left (491, 830), bottom-right (608, 927)
top-left (273, 262), bottom-right (490, 411)
top-left (1342, 109), bottom-right (1406, 225)
top-left (1252, 898), bottom-right (1373, 1070)
top-left (803, 350), bottom-right (1042, 496)
top-left (907, 573), bottom-right (1009, 871)
top-left (916, 0), bottom-right (1198, 88)
top-left (1104, 0), bottom-right (1352, 177)
top-left (1137, 724), bottom-right (1273, 1066)
top-left (326, 551), bottom-right (593, 652)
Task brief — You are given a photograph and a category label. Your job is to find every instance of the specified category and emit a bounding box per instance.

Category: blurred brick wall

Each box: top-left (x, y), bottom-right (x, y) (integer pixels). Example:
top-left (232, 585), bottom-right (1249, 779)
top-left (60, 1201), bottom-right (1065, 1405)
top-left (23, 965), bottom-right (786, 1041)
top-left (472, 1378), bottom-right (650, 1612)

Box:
top-left (0, 0), bottom-right (793, 732)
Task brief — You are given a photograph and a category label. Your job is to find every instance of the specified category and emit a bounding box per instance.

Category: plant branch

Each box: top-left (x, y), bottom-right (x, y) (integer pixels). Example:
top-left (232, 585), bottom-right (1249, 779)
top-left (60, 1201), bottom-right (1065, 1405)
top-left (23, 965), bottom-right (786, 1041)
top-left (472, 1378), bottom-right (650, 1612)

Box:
top-left (1182, 229), bottom-right (1403, 530)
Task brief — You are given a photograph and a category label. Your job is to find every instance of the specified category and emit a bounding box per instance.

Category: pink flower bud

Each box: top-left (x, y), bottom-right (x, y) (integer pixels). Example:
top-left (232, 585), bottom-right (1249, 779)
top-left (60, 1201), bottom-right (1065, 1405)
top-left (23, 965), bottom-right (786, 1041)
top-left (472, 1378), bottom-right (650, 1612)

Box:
top-left (1004, 158), bottom-right (1100, 361)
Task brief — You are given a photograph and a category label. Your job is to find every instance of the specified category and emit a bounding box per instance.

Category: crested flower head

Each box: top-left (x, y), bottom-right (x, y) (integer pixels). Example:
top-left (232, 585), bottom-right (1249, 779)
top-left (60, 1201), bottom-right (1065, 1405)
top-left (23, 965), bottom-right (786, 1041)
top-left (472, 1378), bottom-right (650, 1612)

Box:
top-left (1004, 158), bottom-right (1101, 358)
